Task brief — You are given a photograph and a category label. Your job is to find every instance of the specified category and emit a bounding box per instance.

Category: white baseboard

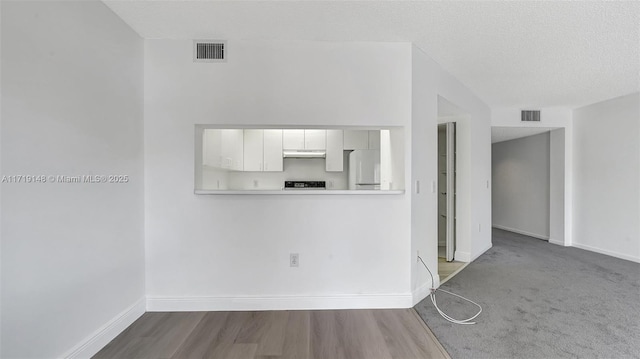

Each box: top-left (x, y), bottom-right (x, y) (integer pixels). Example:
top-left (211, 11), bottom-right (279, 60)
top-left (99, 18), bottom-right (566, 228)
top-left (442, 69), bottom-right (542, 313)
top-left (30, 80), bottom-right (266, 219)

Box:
top-left (412, 276), bottom-right (440, 306)
top-left (63, 297), bottom-right (146, 359)
top-left (492, 224), bottom-right (549, 240)
top-left (471, 242), bottom-right (493, 261)
top-left (454, 250), bottom-right (471, 262)
top-left (147, 294), bottom-right (413, 312)
top-left (549, 238), bottom-right (567, 246)
top-left (571, 242), bottom-right (640, 263)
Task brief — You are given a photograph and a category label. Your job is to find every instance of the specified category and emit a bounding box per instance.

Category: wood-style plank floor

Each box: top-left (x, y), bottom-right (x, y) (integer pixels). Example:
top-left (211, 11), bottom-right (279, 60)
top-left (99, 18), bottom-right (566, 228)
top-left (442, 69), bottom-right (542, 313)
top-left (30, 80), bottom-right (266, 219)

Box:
top-left (438, 257), bottom-right (467, 284)
top-left (93, 309), bottom-right (450, 359)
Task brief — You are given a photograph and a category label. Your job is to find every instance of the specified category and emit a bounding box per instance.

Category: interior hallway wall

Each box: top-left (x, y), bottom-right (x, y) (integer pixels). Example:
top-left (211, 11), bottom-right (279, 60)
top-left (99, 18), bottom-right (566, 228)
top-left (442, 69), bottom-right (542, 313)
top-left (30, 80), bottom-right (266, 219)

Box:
top-left (1, 1), bottom-right (145, 357)
top-left (144, 39), bottom-right (413, 310)
top-left (572, 93), bottom-right (640, 262)
top-left (411, 46), bottom-right (492, 304)
top-left (492, 132), bottom-right (551, 239)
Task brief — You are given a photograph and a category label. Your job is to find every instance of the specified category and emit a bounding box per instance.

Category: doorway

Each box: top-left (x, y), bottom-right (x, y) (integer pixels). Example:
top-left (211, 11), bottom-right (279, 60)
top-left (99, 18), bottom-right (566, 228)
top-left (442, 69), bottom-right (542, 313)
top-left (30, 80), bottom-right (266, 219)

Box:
top-left (437, 122), bottom-right (465, 283)
top-left (491, 127), bottom-right (566, 245)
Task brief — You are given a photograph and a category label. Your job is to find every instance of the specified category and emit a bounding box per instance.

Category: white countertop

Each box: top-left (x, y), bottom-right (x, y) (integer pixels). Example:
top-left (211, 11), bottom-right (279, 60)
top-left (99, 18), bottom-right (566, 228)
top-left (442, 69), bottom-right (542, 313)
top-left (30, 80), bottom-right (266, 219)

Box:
top-left (195, 189), bottom-right (405, 195)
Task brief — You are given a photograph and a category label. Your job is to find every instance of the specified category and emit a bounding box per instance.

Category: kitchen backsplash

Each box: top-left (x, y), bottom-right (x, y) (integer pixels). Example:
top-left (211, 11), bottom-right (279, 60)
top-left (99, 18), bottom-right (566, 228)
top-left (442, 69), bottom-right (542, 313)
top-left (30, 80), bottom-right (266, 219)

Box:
top-left (204, 153), bottom-right (350, 190)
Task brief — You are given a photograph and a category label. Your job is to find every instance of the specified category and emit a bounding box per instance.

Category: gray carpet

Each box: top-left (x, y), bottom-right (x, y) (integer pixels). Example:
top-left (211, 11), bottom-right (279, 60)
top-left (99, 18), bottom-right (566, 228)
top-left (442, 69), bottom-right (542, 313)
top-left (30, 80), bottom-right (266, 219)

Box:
top-left (415, 228), bottom-right (640, 359)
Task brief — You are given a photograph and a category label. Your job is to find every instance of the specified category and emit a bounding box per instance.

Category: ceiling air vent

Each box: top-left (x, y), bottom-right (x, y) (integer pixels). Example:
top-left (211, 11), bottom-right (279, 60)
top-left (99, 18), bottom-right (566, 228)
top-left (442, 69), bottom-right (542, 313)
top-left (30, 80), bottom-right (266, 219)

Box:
top-left (521, 110), bottom-right (541, 122)
top-left (194, 40), bottom-right (226, 62)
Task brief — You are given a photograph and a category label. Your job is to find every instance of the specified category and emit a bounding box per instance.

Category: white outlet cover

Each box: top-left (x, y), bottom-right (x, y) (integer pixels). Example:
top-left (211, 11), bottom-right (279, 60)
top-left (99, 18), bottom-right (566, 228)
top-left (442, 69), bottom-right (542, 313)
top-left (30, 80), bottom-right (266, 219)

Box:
top-left (290, 253), bottom-right (299, 267)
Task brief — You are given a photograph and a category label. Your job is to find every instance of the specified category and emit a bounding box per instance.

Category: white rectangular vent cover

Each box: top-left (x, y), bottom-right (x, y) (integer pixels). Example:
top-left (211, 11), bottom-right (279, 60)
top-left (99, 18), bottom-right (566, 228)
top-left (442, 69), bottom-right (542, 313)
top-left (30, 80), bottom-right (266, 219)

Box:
top-left (194, 40), bottom-right (226, 62)
top-left (521, 110), bottom-right (541, 122)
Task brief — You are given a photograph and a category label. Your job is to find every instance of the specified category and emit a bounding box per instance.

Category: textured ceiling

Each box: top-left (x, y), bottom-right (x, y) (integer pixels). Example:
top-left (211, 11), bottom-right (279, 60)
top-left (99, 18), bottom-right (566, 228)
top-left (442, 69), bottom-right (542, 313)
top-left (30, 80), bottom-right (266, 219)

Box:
top-left (103, 1), bottom-right (640, 109)
top-left (491, 127), bottom-right (552, 144)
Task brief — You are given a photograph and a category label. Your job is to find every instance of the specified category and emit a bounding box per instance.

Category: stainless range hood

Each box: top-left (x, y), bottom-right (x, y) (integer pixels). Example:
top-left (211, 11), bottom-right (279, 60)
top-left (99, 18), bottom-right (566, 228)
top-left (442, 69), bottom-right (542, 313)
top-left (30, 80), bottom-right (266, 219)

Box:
top-left (282, 150), bottom-right (326, 158)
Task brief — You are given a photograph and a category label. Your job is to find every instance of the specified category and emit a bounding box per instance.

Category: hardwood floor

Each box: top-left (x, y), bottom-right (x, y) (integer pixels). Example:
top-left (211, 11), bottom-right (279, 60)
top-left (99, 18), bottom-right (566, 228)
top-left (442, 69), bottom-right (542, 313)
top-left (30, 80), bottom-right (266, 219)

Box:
top-left (93, 309), bottom-right (450, 359)
top-left (438, 257), bottom-right (467, 284)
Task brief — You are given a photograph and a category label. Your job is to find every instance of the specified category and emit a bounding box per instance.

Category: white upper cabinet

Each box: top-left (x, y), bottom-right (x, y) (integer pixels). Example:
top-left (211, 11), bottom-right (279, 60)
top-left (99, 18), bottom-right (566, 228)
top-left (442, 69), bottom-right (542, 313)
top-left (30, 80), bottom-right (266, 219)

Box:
top-left (343, 130), bottom-right (369, 150)
top-left (325, 130), bottom-right (344, 172)
top-left (283, 129), bottom-right (326, 150)
top-left (304, 130), bottom-right (326, 150)
top-left (368, 130), bottom-right (381, 150)
top-left (221, 129), bottom-right (244, 171)
top-left (243, 130), bottom-right (264, 171)
top-left (203, 129), bottom-right (222, 168)
top-left (344, 130), bottom-right (380, 150)
top-left (283, 130), bottom-right (305, 149)
top-left (204, 129), bottom-right (243, 170)
top-left (242, 129), bottom-right (284, 172)
top-left (263, 130), bottom-right (283, 172)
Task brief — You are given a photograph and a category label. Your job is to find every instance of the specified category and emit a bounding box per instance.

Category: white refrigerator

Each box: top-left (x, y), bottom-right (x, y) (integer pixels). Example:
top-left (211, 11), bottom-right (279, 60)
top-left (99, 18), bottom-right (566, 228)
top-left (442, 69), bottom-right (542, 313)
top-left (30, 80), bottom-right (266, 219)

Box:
top-left (349, 150), bottom-right (381, 190)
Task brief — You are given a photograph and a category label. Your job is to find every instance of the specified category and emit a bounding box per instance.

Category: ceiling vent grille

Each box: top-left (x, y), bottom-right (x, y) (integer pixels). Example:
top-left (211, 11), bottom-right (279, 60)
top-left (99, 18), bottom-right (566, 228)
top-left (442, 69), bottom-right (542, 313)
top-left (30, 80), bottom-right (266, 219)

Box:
top-left (194, 40), bottom-right (226, 62)
top-left (521, 110), bottom-right (541, 122)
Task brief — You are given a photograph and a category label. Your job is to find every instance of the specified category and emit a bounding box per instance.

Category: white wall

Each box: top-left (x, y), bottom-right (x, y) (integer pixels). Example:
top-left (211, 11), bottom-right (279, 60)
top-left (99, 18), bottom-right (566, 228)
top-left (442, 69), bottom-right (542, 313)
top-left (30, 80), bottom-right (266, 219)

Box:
top-left (1, 1), bottom-right (145, 358)
top-left (437, 84), bottom-right (492, 265)
top-left (572, 93), bottom-right (640, 262)
top-left (0, 2), bottom-right (3, 356)
top-left (549, 128), bottom-right (565, 245)
top-left (492, 132), bottom-right (551, 239)
top-left (145, 40), bottom-right (414, 310)
top-left (411, 46), bottom-right (492, 303)
top-left (492, 108), bottom-right (573, 128)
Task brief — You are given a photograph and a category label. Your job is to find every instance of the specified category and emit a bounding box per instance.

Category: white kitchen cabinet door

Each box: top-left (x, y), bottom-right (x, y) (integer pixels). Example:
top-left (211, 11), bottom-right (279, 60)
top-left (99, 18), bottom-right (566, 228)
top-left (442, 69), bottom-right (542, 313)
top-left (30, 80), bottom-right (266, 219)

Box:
top-left (368, 130), bottom-right (381, 150)
top-left (203, 129), bottom-right (222, 168)
top-left (221, 129), bottom-right (244, 171)
top-left (263, 129), bottom-right (283, 172)
top-left (231, 129), bottom-right (245, 171)
top-left (304, 130), bottom-right (326, 150)
top-left (343, 130), bottom-right (369, 150)
top-left (243, 129), bottom-right (264, 171)
top-left (325, 130), bottom-right (344, 172)
top-left (220, 130), bottom-right (233, 169)
top-left (283, 130), bottom-right (305, 149)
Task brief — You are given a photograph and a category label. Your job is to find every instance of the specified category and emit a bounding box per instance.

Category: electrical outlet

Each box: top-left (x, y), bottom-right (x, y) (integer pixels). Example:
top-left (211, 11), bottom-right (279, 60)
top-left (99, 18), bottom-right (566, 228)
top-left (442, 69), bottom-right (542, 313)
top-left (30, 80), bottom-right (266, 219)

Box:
top-left (290, 253), bottom-right (299, 267)
top-left (253, 180), bottom-right (259, 188)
